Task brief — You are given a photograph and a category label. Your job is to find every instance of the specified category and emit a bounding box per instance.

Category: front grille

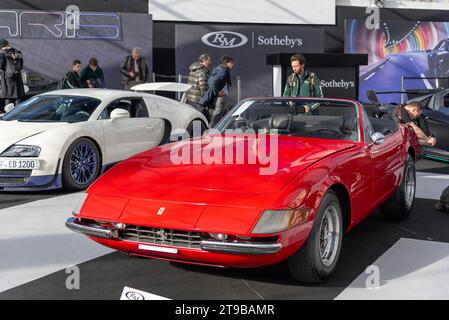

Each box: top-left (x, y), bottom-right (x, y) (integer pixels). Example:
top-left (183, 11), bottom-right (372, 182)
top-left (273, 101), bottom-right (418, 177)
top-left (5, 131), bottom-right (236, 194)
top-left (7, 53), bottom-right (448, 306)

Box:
top-left (0, 170), bottom-right (32, 186)
top-left (120, 225), bottom-right (203, 249)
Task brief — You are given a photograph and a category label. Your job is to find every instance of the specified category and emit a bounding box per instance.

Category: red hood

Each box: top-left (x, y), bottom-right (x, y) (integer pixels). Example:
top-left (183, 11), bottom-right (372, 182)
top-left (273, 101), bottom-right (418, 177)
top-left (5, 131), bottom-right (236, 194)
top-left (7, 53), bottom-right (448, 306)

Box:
top-left (89, 135), bottom-right (355, 197)
top-left (83, 135), bottom-right (355, 232)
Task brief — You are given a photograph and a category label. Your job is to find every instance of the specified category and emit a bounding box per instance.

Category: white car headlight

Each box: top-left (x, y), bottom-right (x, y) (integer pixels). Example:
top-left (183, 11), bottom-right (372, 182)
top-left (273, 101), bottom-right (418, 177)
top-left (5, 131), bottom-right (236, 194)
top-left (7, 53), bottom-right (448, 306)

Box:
top-left (252, 208), bottom-right (310, 234)
top-left (72, 193), bottom-right (89, 215)
top-left (1, 145), bottom-right (41, 157)
top-left (208, 233), bottom-right (228, 241)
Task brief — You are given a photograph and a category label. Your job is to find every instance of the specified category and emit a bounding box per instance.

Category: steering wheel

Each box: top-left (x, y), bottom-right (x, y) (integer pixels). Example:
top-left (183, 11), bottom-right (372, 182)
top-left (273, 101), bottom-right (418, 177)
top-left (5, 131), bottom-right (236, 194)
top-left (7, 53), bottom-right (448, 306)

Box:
top-left (234, 119), bottom-right (252, 129)
top-left (315, 127), bottom-right (340, 134)
top-left (75, 111), bottom-right (90, 118)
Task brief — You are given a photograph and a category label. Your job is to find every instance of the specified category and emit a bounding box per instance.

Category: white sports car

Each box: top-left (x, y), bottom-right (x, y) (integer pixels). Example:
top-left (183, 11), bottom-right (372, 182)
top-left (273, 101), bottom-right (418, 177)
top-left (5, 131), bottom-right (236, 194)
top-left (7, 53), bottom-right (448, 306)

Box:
top-left (0, 83), bottom-right (208, 191)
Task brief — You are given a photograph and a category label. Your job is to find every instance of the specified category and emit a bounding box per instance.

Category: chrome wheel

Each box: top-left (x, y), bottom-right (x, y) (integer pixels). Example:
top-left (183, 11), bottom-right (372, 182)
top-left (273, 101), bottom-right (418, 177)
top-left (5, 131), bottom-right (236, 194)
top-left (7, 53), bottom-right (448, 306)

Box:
top-left (319, 205), bottom-right (341, 267)
top-left (70, 142), bottom-right (98, 185)
top-left (404, 164), bottom-right (416, 210)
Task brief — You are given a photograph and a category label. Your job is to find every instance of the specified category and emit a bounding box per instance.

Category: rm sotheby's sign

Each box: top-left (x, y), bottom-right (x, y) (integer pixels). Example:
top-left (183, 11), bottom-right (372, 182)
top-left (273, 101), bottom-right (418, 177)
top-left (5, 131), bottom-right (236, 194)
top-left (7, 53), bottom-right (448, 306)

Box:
top-left (176, 24), bottom-right (325, 101)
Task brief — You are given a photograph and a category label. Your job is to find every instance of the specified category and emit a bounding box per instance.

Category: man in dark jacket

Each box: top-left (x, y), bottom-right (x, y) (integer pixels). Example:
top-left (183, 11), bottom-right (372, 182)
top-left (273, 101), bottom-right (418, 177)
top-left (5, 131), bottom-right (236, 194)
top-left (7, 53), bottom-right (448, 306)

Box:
top-left (63, 60), bottom-right (82, 89)
top-left (186, 54), bottom-right (211, 105)
top-left (80, 57), bottom-right (105, 88)
top-left (200, 56), bottom-right (234, 126)
top-left (120, 47), bottom-right (150, 90)
top-left (0, 39), bottom-right (25, 107)
top-left (185, 53), bottom-right (211, 120)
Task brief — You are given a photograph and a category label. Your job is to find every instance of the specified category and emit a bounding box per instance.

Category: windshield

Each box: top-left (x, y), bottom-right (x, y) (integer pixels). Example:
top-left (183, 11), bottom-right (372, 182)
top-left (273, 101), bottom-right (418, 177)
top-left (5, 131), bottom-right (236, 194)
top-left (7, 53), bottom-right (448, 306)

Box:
top-left (216, 98), bottom-right (359, 141)
top-left (2, 95), bottom-right (101, 123)
top-left (25, 73), bottom-right (46, 83)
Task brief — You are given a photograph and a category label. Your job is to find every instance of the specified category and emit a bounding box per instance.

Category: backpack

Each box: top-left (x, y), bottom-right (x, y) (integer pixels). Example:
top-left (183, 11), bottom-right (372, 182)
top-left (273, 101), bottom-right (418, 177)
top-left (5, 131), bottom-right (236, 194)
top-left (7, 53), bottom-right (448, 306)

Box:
top-left (4, 53), bottom-right (21, 79)
top-left (308, 72), bottom-right (316, 97)
top-left (287, 73), bottom-right (296, 95)
top-left (287, 72), bottom-right (317, 97)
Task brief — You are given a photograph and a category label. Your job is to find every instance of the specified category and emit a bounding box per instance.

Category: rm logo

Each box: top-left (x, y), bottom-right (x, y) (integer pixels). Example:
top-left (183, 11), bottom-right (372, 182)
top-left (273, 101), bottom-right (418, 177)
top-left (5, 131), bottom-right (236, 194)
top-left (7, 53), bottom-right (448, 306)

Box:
top-left (201, 31), bottom-right (248, 48)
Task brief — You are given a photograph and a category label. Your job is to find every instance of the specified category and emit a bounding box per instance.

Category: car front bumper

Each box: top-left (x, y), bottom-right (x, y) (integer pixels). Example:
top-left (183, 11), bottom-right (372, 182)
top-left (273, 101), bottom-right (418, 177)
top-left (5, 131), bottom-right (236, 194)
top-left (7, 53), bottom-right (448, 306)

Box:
top-left (200, 240), bottom-right (282, 255)
top-left (66, 217), bottom-right (119, 239)
top-left (0, 158), bottom-right (62, 191)
top-left (65, 217), bottom-right (301, 268)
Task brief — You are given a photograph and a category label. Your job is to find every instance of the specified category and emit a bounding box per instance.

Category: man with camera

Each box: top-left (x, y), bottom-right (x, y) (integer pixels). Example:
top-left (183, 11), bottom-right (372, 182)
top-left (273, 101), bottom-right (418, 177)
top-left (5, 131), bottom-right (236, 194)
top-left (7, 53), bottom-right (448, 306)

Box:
top-left (0, 39), bottom-right (25, 108)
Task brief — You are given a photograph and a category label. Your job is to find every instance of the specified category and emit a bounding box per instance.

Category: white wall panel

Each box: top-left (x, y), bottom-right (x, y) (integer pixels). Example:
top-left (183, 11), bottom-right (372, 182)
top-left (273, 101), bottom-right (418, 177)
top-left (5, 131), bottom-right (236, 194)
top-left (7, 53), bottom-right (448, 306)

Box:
top-left (149, 0), bottom-right (336, 25)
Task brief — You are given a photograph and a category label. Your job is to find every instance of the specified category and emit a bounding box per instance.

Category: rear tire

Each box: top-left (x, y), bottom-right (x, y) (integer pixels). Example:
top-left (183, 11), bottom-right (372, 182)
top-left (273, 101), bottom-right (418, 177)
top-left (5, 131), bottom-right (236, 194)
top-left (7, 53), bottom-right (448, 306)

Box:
top-left (62, 138), bottom-right (101, 191)
top-left (381, 155), bottom-right (415, 220)
top-left (287, 190), bottom-right (343, 283)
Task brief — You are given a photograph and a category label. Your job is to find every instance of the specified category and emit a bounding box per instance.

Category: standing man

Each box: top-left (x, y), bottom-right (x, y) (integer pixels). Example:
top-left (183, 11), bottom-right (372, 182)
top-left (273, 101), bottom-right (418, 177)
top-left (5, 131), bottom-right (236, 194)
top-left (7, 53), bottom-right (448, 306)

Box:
top-left (120, 47), bottom-right (150, 90)
top-left (200, 56), bottom-right (235, 126)
top-left (0, 39), bottom-right (25, 107)
top-left (283, 54), bottom-right (323, 99)
top-left (185, 53), bottom-right (212, 115)
top-left (80, 58), bottom-right (105, 88)
top-left (63, 60), bottom-right (82, 89)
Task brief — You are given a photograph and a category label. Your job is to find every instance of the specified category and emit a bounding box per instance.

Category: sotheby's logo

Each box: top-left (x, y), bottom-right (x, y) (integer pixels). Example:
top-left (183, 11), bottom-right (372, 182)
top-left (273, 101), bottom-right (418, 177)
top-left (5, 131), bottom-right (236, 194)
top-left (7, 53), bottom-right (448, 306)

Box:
top-left (257, 35), bottom-right (303, 48)
top-left (201, 31), bottom-right (248, 48)
top-left (320, 79), bottom-right (355, 90)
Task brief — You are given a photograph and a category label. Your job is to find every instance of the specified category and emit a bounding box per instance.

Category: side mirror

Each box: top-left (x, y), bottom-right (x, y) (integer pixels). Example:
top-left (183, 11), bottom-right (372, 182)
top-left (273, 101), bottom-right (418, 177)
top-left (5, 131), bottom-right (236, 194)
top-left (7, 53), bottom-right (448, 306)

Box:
top-left (4, 103), bottom-right (15, 113)
top-left (110, 108), bottom-right (130, 121)
top-left (371, 132), bottom-right (385, 145)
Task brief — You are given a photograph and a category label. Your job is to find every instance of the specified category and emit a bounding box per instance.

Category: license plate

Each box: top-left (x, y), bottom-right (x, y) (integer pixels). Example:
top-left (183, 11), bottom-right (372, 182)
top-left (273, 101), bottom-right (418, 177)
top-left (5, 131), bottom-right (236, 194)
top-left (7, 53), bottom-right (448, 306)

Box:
top-left (138, 244), bottom-right (178, 254)
top-left (0, 159), bottom-right (41, 170)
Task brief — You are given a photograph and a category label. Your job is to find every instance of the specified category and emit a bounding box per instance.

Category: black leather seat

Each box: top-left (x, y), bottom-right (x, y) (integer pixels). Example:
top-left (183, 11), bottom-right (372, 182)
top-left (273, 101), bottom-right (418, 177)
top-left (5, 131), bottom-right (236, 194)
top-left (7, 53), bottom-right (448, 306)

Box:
top-left (268, 114), bottom-right (293, 133)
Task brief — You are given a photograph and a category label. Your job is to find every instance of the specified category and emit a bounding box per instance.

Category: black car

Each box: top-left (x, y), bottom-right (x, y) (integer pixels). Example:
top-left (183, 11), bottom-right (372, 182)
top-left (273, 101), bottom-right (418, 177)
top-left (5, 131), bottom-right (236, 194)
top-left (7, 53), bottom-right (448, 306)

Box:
top-left (427, 39), bottom-right (449, 78)
top-left (367, 89), bottom-right (449, 162)
top-left (0, 71), bottom-right (59, 112)
top-left (22, 71), bottom-right (59, 98)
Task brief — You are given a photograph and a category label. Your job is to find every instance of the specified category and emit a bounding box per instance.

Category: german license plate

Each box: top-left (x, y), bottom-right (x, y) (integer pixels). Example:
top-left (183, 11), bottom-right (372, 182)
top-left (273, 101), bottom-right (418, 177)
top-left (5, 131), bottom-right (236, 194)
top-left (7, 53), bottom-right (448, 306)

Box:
top-left (0, 159), bottom-right (40, 170)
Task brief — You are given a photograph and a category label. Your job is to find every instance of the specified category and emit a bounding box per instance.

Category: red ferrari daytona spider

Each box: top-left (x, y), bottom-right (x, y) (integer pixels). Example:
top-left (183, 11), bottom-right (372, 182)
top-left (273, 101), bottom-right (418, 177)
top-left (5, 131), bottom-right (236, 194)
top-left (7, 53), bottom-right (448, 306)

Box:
top-left (66, 97), bottom-right (419, 283)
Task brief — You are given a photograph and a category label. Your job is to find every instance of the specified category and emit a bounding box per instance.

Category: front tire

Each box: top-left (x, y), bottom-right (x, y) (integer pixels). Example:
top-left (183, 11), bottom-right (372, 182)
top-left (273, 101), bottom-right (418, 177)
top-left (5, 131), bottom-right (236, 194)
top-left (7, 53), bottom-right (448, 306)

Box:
top-left (381, 154), bottom-right (415, 220)
top-left (288, 190), bottom-right (343, 283)
top-left (62, 138), bottom-right (101, 191)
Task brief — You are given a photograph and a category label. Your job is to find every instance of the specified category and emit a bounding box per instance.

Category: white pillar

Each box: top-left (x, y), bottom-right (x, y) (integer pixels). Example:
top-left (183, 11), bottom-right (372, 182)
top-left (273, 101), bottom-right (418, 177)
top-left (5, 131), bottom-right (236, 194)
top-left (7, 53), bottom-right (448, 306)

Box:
top-left (273, 65), bottom-right (282, 97)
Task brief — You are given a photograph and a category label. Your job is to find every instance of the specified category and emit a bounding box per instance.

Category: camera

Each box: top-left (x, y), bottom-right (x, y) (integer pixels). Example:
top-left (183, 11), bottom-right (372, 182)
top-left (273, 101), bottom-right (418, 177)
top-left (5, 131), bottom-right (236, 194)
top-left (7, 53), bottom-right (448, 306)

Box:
top-left (375, 0), bottom-right (384, 7)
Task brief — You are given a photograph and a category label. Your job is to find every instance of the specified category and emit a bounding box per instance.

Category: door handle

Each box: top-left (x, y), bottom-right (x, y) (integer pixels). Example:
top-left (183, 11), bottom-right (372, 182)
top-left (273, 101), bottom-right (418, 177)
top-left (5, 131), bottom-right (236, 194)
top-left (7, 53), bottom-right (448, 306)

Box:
top-left (146, 126), bottom-right (154, 130)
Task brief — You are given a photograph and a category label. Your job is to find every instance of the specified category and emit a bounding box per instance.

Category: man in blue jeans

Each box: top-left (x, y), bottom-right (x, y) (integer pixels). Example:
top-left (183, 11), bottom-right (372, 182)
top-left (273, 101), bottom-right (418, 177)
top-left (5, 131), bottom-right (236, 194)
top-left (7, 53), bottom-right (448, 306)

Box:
top-left (200, 56), bottom-right (235, 127)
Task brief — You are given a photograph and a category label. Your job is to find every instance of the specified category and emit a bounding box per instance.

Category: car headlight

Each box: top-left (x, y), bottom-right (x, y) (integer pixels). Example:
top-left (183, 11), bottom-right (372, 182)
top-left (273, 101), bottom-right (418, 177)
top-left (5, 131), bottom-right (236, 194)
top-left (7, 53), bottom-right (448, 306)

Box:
top-left (252, 208), bottom-right (310, 234)
top-left (208, 233), bottom-right (228, 241)
top-left (1, 145), bottom-right (41, 157)
top-left (72, 193), bottom-right (89, 215)
top-left (111, 222), bottom-right (127, 230)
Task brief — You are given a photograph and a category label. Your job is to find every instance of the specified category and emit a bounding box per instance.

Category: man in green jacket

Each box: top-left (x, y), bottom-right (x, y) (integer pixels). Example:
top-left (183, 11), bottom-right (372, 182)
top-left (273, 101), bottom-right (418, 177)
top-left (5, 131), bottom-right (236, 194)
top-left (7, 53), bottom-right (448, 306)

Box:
top-left (283, 53), bottom-right (323, 99)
